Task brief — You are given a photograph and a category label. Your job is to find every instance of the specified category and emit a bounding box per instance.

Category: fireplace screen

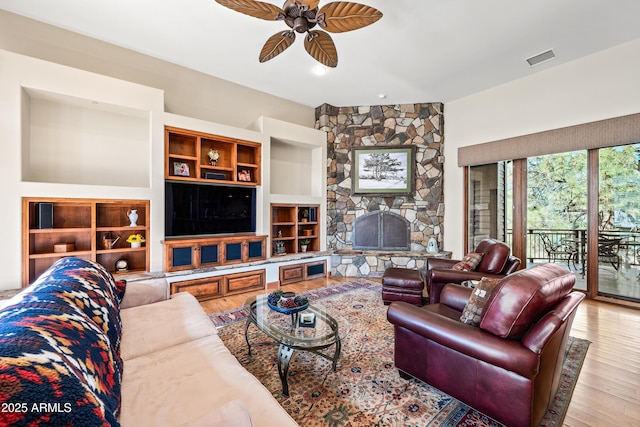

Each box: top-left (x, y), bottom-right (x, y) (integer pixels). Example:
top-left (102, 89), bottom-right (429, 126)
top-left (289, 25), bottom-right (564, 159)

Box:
top-left (353, 211), bottom-right (411, 251)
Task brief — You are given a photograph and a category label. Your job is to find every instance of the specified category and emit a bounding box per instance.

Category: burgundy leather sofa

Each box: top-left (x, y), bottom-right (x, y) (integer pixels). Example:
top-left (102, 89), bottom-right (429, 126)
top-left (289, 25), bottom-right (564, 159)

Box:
top-left (387, 263), bottom-right (584, 427)
top-left (427, 238), bottom-right (521, 304)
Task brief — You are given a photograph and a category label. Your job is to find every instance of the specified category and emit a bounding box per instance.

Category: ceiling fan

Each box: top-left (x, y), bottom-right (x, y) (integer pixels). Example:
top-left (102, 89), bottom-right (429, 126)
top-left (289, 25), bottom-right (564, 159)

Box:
top-left (214, 0), bottom-right (383, 68)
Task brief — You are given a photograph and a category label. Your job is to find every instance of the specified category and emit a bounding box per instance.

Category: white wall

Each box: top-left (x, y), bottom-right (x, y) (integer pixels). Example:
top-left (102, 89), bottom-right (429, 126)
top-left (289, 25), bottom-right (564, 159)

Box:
top-left (444, 38), bottom-right (640, 258)
top-left (0, 10), bottom-right (315, 130)
top-left (270, 140), bottom-right (314, 196)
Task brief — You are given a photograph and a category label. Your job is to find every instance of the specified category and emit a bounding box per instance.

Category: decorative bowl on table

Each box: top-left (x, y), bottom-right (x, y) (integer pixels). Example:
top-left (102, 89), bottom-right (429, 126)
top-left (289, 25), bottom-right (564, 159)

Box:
top-left (266, 290), bottom-right (309, 314)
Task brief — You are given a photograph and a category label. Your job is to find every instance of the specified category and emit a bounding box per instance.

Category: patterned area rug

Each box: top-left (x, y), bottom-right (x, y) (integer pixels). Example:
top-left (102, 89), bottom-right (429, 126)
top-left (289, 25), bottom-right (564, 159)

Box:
top-left (211, 280), bottom-right (589, 427)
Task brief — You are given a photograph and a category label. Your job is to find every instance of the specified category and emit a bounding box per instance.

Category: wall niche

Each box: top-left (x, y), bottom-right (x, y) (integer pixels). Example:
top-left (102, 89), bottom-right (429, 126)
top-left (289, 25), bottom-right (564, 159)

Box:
top-left (315, 103), bottom-right (445, 254)
top-left (22, 87), bottom-right (150, 188)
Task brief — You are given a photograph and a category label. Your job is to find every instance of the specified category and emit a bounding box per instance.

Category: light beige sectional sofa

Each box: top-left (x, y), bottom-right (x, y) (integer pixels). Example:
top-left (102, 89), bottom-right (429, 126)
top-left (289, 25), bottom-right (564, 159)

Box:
top-left (0, 257), bottom-right (297, 427)
top-left (119, 278), bottom-right (298, 427)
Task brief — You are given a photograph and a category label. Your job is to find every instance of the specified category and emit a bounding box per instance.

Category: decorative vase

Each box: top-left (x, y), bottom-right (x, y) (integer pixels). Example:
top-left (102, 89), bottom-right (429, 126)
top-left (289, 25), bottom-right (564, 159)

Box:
top-left (131, 241), bottom-right (141, 248)
top-left (427, 237), bottom-right (438, 253)
top-left (127, 209), bottom-right (138, 227)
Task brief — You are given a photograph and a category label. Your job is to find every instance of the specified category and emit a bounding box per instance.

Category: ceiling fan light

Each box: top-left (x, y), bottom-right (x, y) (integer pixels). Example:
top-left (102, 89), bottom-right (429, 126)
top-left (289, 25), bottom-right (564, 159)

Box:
top-left (312, 64), bottom-right (327, 76)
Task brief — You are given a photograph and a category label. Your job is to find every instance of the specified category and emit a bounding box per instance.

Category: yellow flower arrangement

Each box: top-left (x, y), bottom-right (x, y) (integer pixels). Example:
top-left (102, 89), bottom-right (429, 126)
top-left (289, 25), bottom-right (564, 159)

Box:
top-left (126, 234), bottom-right (146, 244)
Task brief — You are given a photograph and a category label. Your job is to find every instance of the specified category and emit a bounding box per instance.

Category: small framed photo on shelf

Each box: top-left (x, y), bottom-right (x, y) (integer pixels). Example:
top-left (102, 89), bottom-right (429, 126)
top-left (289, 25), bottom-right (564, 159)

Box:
top-left (299, 312), bottom-right (316, 328)
top-left (173, 162), bottom-right (190, 177)
top-left (238, 169), bottom-right (251, 181)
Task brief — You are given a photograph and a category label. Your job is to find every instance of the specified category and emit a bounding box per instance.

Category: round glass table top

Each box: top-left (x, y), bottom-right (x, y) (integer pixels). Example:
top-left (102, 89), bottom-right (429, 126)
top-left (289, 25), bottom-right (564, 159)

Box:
top-left (243, 293), bottom-right (349, 349)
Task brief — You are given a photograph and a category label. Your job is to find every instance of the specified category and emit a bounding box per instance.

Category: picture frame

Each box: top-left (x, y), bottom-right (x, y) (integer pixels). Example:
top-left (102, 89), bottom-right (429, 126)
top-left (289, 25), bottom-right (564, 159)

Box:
top-left (352, 146), bottom-right (416, 195)
top-left (238, 169), bottom-right (251, 182)
top-left (299, 312), bottom-right (316, 328)
top-left (173, 162), bottom-right (190, 177)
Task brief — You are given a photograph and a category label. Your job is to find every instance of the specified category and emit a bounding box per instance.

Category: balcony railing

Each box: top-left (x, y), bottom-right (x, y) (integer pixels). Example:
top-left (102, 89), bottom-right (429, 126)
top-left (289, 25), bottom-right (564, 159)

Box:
top-left (505, 228), bottom-right (640, 266)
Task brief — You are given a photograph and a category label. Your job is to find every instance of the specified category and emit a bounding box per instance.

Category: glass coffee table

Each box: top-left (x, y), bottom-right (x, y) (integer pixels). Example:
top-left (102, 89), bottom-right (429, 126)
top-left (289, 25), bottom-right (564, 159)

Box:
top-left (243, 293), bottom-right (347, 396)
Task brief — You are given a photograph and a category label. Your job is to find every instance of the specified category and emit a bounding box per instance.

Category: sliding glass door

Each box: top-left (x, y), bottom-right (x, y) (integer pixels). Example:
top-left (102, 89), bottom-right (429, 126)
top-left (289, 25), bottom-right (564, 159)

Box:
top-left (527, 152), bottom-right (587, 289)
top-left (467, 162), bottom-right (510, 249)
top-left (597, 144), bottom-right (640, 301)
top-left (466, 143), bottom-right (640, 303)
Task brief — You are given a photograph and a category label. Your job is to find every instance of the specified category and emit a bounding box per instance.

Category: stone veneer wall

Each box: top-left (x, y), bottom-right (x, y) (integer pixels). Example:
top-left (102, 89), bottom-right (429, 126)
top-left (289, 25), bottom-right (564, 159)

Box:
top-left (315, 103), bottom-right (446, 276)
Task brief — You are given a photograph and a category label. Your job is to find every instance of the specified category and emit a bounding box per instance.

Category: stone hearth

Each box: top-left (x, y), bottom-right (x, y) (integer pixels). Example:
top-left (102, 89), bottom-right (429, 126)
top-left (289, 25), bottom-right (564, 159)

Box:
top-left (331, 250), bottom-right (451, 278)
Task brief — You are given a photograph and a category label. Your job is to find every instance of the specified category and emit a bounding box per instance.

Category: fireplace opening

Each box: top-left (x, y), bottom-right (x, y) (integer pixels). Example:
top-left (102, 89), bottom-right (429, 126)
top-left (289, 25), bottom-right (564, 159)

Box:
top-left (353, 211), bottom-right (411, 251)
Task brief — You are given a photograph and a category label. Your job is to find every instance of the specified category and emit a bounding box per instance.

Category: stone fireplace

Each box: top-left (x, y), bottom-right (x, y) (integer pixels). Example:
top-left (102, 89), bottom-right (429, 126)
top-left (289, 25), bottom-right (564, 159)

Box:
top-left (315, 103), bottom-right (449, 277)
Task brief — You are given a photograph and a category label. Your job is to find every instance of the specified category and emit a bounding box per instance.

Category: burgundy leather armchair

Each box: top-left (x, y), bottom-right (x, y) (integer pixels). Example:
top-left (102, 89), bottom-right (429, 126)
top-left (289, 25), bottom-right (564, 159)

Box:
top-left (387, 263), bottom-right (584, 427)
top-left (427, 238), bottom-right (520, 303)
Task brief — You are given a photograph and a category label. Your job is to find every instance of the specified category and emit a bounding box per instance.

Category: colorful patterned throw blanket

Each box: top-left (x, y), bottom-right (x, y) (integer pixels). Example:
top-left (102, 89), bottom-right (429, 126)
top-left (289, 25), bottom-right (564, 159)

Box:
top-left (0, 257), bottom-right (126, 426)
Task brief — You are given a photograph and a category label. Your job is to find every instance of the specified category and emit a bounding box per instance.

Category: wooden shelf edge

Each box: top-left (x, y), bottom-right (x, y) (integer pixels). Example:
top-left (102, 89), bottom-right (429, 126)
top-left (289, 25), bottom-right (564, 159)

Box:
top-left (96, 226), bottom-right (147, 232)
top-left (201, 165), bottom-right (233, 171)
top-left (168, 154), bottom-right (198, 161)
top-left (96, 247), bottom-right (147, 254)
top-left (29, 250), bottom-right (92, 259)
top-left (30, 227), bottom-right (91, 234)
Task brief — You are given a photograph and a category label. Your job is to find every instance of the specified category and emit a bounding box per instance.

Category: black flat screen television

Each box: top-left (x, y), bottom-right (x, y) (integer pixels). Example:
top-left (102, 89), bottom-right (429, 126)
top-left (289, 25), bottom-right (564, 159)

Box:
top-left (165, 181), bottom-right (256, 237)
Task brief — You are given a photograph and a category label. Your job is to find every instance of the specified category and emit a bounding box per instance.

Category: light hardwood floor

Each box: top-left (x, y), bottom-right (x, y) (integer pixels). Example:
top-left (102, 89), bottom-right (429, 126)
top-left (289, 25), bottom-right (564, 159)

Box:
top-left (200, 276), bottom-right (640, 427)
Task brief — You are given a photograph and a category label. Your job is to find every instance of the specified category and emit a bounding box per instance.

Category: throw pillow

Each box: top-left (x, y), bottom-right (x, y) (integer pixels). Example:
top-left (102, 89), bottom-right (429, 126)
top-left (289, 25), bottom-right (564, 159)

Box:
top-left (451, 252), bottom-right (483, 271)
top-left (460, 277), bottom-right (500, 326)
top-left (460, 280), bottom-right (480, 288)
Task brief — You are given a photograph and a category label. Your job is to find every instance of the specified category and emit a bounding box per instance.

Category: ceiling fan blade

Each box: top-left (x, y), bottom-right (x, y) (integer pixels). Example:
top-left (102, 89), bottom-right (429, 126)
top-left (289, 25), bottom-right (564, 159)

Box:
top-left (317, 2), bottom-right (383, 33)
top-left (215, 0), bottom-right (284, 21)
top-left (304, 30), bottom-right (338, 68)
top-left (259, 31), bottom-right (296, 63)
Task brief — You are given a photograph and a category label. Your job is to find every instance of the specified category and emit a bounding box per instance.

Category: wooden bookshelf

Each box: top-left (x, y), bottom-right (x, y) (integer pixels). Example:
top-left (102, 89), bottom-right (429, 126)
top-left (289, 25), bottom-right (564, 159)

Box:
top-left (22, 198), bottom-right (150, 286)
top-left (271, 204), bottom-right (320, 256)
top-left (165, 126), bottom-right (261, 185)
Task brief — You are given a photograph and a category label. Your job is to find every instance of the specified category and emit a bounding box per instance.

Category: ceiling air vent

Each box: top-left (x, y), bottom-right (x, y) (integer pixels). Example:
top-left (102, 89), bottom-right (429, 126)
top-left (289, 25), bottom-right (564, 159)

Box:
top-left (526, 49), bottom-right (557, 67)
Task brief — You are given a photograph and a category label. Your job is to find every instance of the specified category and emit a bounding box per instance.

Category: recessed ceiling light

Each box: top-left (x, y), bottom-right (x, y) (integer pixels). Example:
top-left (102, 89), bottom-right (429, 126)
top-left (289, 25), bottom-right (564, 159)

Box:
top-left (312, 65), bottom-right (327, 76)
top-left (378, 93), bottom-right (387, 99)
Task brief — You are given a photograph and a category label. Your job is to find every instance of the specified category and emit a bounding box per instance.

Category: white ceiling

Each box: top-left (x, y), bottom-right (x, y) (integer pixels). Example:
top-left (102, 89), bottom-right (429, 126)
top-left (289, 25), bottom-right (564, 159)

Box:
top-left (2, 0), bottom-right (640, 108)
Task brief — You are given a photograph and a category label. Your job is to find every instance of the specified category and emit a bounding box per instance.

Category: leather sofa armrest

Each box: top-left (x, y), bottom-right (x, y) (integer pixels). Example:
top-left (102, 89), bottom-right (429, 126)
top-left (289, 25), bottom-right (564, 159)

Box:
top-left (429, 268), bottom-right (505, 283)
top-left (387, 302), bottom-right (538, 377)
top-left (522, 292), bottom-right (585, 354)
top-left (426, 257), bottom-right (458, 271)
top-left (502, 256), bottom-right (522, 274)
top-left (428, 269), bottom-right (507, 303)
top-left (439, 284), bottom-right (473, 311)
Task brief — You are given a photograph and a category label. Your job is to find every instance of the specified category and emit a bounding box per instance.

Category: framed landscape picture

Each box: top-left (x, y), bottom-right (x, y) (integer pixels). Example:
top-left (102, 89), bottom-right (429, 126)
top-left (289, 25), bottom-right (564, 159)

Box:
top-left (352, 146), bottom-right (416, 195)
